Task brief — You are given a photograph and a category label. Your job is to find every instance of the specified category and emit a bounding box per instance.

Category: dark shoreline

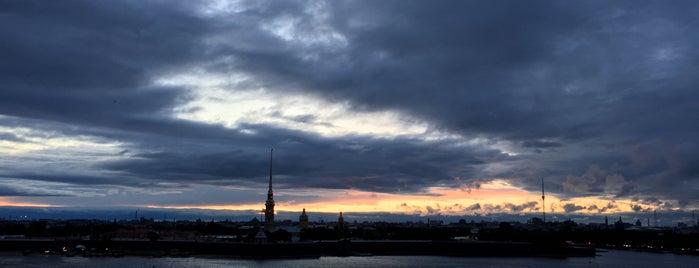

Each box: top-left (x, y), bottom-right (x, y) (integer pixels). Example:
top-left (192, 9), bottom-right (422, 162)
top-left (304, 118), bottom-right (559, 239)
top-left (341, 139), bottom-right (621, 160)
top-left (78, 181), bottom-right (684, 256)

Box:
top-left (0, 239), bottom-right (595, 259)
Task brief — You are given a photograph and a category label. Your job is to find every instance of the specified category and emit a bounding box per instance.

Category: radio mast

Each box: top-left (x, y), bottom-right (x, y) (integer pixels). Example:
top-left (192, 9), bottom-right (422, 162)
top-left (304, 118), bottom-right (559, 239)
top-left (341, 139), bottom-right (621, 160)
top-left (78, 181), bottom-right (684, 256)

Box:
top-left (541, 177), bottom-right (546, 223)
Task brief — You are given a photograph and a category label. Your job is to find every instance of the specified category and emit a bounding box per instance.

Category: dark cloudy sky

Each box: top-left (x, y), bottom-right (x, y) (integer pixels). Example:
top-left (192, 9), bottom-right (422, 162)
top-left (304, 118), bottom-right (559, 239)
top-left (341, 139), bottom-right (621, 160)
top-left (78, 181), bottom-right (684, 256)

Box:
top-left (0, 0), bottom-right (697, 217)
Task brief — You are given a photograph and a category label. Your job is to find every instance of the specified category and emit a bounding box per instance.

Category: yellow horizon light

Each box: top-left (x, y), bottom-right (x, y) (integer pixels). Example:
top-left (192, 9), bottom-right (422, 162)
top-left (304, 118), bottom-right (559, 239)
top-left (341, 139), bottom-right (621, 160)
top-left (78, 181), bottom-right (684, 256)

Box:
top-left (141, 180), bottom-right (662, 216)
top-left (0, 197), bottom-right (58, 208)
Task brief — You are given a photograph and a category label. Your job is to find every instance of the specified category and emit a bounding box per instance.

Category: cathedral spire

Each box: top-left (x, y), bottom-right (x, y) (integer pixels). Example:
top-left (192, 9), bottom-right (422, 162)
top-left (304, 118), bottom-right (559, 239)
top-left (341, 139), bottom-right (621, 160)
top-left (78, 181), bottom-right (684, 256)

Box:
top-left (264, 148), bottom-right (275, 230)
top-left (268, 148), bottom-right (273, 199)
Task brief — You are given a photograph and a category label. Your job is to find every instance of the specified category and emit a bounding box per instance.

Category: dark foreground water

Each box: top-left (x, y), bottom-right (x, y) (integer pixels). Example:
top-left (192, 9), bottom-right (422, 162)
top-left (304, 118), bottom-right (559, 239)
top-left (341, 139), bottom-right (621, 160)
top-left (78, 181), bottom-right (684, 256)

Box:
top-left (1, 250), bottom-right (696, 268)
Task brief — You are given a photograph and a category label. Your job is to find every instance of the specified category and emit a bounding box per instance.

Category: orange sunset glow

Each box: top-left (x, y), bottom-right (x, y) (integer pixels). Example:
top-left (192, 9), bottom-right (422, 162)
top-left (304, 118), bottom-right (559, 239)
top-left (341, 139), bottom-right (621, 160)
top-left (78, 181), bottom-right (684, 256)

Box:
top-left (146, 180), bottom-right (656, 217)
top-left (0, 197), bottom-right (55, 208)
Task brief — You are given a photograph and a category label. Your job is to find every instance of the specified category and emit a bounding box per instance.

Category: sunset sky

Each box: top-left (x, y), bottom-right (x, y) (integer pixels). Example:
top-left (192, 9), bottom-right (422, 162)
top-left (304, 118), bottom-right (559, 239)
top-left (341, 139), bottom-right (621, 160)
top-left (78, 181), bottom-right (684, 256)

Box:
top-left (1, 0), bottom-right (697, 221)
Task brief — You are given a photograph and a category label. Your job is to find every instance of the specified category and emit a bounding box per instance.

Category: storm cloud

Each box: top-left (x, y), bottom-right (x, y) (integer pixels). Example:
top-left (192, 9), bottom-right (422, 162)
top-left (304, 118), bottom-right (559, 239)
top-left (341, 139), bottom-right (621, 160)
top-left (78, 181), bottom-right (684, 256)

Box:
top-left (0, 0), bottom-right (697, 211)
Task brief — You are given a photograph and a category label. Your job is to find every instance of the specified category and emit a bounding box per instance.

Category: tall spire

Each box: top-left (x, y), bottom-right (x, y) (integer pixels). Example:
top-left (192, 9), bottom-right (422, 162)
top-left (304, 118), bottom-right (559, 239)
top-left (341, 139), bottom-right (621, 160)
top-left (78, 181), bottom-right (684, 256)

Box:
top-left (268, 148), bottom-right (273, 199)
top-left (264, 148), bottom-right (275, 230)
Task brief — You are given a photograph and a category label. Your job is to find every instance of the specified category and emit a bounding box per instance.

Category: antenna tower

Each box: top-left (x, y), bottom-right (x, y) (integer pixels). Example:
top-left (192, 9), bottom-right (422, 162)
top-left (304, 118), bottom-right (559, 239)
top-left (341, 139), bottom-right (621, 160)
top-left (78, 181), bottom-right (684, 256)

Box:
top-left (541, 177), bottom-right (546, 223)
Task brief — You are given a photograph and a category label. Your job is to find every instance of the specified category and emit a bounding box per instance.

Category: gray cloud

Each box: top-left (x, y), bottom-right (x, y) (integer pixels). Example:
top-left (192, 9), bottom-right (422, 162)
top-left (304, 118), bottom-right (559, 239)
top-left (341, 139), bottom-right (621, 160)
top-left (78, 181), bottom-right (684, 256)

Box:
top-left (0, 132), bottom-right (25, 142)
top-left (504, 202), bottom-right (539, 213)
top-left (203, 0), bottom-right (699, 203)
top-left (0, 0), bottom-right (206, 129)
top-left (0, 0), bottom-right (697, 209)
top-left (0, 185), bottom-right (65, 197)
top-left (563, 204), bottom-right (586, 214)
top-left (521, 140), bottom-right (562, 149)
top-left (97, 123), bottom-right (507, 194)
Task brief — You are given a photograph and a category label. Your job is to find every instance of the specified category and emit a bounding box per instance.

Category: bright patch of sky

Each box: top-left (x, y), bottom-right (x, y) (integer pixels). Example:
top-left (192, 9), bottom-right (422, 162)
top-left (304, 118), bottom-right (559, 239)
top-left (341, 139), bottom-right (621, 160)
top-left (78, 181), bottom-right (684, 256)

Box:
top-left (197, 0), bottom-right (247, 16)
top-left (0, 197), bottom-right (53, 207)
top-left (159, 72), bottom-right (431, 139)
top-left (0, 125), bottom-right (124, 156)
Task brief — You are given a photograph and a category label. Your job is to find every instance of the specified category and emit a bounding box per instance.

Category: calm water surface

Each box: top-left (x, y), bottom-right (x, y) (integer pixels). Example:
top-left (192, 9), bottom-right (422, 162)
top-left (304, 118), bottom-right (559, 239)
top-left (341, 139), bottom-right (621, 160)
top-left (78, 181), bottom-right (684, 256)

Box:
top-left (1, 250), bottom-right (696, 268)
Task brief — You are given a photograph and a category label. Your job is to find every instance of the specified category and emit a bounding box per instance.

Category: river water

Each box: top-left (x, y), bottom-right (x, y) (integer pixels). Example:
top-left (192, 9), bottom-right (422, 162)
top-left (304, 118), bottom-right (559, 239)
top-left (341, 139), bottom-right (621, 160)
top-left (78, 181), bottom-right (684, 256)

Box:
top-left (1, 250), bottom-right (696, 268)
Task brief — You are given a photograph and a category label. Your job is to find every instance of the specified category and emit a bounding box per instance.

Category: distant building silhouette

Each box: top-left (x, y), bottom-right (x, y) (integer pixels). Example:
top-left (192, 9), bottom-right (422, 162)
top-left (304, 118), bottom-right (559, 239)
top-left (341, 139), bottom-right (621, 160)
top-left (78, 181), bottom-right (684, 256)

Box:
top-left (254, 227), bottom-right (267, 243)
top-left (614, 217), bottom-right (625, 230)
top-left (528, 217), bottom-right (543, 225)
top-left (250, 217), bottom-right (261, 227)
top-left (299, 208), bottom-right (309, 229)
top-left (338, 212), bottom-right (345, 230)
